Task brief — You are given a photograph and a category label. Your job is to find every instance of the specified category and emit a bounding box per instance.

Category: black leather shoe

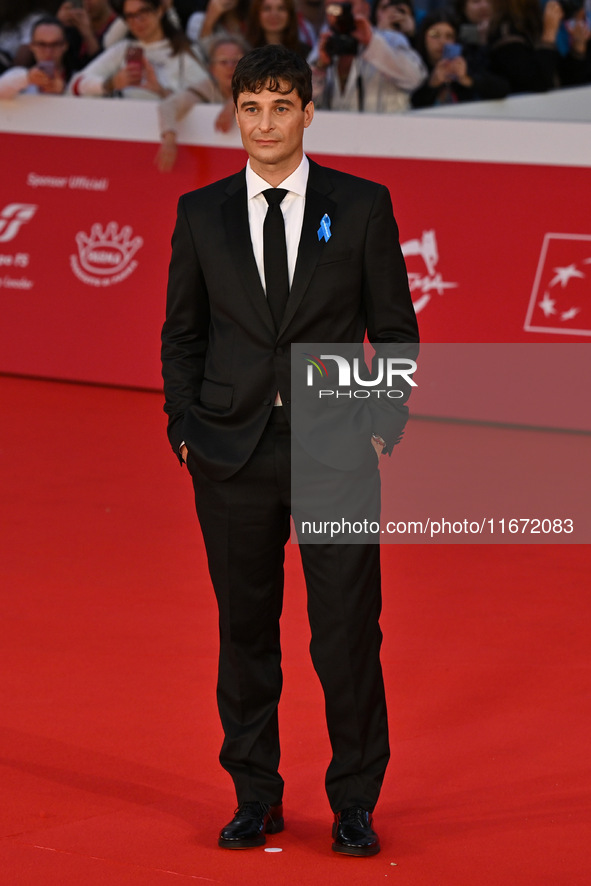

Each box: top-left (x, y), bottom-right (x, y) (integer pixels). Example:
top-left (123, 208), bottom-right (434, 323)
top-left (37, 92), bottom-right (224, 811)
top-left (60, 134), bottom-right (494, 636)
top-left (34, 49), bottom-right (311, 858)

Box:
top-left (218, 801), bottom-right (284, 849)
top-left (332, 807), bottom-right (380, 856)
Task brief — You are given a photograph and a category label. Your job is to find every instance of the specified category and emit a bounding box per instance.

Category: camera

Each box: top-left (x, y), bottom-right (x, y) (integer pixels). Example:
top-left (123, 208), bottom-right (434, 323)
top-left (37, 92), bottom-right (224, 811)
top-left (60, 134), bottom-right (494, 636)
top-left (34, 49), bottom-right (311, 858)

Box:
top-left (325, 3), bottom-right (359, 57)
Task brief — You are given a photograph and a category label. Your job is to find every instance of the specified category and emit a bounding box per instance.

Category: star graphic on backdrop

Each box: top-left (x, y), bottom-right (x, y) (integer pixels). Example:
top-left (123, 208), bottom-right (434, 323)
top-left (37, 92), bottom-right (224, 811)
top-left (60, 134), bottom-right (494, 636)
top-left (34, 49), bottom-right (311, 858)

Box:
top-left (550, 264), bottom-right (585, 287)
top-left (561, 307), bottom-right (581, 321)
top-left (538, 292), bottom-right (557, 317)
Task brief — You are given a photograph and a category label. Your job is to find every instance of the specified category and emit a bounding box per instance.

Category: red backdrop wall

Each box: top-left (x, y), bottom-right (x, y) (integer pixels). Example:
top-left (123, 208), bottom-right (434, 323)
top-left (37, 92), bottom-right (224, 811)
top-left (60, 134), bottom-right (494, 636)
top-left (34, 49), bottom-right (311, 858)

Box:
top-left (1, 129), bottom-right (590, 393)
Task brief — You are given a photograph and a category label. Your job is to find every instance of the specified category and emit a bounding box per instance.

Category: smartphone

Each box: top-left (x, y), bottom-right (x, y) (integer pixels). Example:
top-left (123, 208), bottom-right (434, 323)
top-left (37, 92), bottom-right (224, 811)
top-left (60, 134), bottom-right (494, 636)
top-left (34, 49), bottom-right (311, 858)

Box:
top-left (36, 60), bottom-right (55, 77)
top-left (442, 43), bottom-right (462, 60)
top-left (125, 45), bottom-right (144, 69)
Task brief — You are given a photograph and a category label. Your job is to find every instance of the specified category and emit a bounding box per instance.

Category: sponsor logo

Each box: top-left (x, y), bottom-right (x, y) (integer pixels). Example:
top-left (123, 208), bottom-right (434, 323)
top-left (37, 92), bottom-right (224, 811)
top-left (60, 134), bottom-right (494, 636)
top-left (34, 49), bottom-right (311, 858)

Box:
top-left (70, 222), bottom-right (143, 287)
top-left (0, 276), bottom-right (33, 290)
top-left (304, 352), bottom-right (417, 399)
top-left (0, 204), bottom-right (38, 243)
top-left (0, 252), bottom-right (29, 268)
top-left (401, 229), bottom-right (458, 314)
top-left (524, 233), bottom-right (591, 337)
top-left (27, 172), bottom-right (109, 191)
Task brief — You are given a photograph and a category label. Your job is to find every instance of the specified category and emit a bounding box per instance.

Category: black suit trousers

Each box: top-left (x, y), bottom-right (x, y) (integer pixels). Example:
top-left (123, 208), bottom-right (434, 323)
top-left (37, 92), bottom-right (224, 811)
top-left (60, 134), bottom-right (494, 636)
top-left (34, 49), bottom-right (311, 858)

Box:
top-left (188, 408), bottom-right (390, 813)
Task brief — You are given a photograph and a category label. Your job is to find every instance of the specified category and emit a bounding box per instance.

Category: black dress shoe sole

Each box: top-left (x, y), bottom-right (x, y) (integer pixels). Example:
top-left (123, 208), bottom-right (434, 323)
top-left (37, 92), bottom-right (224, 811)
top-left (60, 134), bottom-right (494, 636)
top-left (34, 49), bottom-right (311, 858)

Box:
top-left (218, 817), bottom-right (284, 849)
top-left (332, 840), bottom-right (381, 857)
top-left (218, 834), bottom-right (266, 849)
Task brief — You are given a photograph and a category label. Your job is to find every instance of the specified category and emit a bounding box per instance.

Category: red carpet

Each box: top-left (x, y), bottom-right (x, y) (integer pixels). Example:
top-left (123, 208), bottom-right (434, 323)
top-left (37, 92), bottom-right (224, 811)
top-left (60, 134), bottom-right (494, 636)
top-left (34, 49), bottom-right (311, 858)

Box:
top-left (0, 375), bottom-right (589, 885)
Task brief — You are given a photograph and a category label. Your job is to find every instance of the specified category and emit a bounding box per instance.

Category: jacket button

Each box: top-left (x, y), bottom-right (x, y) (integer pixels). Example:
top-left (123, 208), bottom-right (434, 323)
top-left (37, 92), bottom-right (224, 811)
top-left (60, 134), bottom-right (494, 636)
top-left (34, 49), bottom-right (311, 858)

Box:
top-left (263, 398), bottom-right (271, 406)
top-left (276, 346), bottom-right (284, 356)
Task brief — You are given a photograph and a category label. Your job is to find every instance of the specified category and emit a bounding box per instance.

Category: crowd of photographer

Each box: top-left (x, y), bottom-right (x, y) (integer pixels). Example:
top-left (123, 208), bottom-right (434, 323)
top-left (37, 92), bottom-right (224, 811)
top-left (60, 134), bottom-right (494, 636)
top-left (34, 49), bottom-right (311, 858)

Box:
top-left (1, 0), bottom-right (591, 155)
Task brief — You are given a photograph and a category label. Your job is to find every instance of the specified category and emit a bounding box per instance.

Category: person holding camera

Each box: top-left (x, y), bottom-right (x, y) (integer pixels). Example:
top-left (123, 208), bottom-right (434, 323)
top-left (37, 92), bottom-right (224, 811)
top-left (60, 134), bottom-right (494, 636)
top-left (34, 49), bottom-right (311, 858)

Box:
top-left (0, 15), bottom-right (71, 98)
top-left (411, 10), bottom-right (508, 106)
top-left (310, 0), bottom-right (426, 112)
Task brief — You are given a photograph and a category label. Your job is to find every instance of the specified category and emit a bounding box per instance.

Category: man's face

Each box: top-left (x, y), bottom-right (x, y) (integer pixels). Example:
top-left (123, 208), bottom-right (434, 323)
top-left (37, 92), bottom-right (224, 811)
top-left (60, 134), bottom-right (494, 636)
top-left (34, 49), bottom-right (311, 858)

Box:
top-left (30, 24), bottom-right (68, 66)
top-left (235, 83), bottom-right (314, 179)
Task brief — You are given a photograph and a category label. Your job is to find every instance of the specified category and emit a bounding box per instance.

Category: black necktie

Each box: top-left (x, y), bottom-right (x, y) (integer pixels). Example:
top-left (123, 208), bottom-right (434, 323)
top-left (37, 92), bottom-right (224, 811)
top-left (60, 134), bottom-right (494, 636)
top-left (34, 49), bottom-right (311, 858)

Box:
top-left (263, 188), bottom-right (289, 331)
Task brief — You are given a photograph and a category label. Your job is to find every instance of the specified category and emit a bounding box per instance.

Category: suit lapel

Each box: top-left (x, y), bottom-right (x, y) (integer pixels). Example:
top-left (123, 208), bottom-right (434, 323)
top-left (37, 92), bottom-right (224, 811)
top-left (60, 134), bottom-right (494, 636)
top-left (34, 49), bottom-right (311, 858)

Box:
top-left (221, 161), bottom-right (336, 339)
top-left (278, 160), bottom-right (336, 337)
top-left (221, 173), bottom-right (276, 336)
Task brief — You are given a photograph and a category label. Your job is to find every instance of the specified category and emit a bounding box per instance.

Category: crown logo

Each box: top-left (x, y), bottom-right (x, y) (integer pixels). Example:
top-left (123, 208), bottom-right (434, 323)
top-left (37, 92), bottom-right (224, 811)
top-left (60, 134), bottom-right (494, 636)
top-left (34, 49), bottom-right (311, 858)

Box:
top-left (75, 222), bottom-right (143, 278)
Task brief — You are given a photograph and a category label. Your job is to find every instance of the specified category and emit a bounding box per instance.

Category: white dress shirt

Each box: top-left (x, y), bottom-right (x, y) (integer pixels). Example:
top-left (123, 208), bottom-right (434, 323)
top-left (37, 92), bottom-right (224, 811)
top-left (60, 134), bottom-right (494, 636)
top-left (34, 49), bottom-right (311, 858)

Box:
top-left (245, 154), bottom-right (309, 405)
top-left (245, 153), bottom-right (309, 293)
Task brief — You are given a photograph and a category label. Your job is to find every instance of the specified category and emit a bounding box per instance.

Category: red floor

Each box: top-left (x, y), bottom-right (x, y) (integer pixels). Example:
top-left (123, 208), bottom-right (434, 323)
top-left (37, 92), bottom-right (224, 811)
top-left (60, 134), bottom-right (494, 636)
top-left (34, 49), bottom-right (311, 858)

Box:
top-left (1, 375), bottom-right (589, 885)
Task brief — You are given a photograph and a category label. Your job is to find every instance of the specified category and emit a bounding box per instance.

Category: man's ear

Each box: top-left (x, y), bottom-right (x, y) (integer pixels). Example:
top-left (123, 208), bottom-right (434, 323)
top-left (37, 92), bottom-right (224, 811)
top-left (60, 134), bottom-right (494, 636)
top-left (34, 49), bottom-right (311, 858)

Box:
top-left (303, 101), bottom-right (314, 129)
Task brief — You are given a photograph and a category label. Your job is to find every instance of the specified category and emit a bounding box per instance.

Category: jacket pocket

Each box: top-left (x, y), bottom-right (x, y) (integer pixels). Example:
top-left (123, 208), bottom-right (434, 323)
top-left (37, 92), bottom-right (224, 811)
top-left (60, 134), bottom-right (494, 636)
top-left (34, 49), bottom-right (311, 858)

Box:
top-left (199, 378), bottom-right (233, 411)
top-left (315, 248), bottom-right (354, 267)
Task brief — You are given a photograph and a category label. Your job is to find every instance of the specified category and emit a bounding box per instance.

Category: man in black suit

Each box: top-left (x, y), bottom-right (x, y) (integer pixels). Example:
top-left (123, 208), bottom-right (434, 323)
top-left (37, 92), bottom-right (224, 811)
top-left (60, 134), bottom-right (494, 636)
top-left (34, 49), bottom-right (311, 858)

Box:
top-left (161, 44), bottom-right (418, 856)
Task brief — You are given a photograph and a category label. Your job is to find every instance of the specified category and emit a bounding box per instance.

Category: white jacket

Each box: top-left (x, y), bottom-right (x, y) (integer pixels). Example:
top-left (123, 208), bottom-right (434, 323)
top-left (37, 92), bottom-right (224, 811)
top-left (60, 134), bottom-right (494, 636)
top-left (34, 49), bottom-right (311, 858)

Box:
top-left (0, 67), bottom-right (35, 99)
top-left (70, 38), bottom-right (209, 99)
top-left (311, 29), bottom-right (426, 113)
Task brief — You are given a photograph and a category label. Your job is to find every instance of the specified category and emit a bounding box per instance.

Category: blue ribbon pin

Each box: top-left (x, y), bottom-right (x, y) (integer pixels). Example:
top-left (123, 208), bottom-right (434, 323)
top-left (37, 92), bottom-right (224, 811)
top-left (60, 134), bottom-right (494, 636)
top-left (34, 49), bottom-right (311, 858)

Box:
top-left (317, 213), bottom-right (331, 242)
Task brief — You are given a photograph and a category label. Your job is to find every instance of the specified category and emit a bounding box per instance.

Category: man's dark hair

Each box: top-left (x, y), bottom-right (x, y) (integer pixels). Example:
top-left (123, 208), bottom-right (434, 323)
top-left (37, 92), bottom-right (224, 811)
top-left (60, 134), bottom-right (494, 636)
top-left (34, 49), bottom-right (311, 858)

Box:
top-left (232, 45), bottom-right (312, 109)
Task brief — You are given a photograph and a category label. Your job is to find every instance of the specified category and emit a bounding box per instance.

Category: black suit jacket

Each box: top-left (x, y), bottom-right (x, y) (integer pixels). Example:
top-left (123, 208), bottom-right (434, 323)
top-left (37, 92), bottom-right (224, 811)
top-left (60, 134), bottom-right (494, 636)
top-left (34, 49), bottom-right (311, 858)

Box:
top-left (161, 158), bottom-right (419, 480)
